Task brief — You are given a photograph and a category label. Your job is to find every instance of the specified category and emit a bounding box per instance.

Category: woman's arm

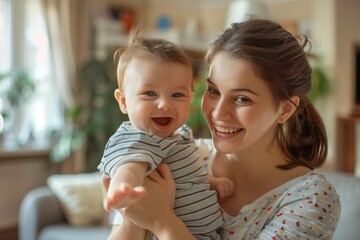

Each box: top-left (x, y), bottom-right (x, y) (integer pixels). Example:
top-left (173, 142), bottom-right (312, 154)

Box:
top-left (107, 220), bottom-right (146, 240)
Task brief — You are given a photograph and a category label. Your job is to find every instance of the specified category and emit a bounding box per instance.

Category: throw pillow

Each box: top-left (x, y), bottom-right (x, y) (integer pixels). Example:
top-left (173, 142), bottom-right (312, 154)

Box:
top-left (47, 172), bottom-right (106, 227)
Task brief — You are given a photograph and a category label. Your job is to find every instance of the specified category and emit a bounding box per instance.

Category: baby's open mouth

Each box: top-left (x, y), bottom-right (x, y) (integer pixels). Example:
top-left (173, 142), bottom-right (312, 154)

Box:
top-left (153, 117), bottom-right (172, 126)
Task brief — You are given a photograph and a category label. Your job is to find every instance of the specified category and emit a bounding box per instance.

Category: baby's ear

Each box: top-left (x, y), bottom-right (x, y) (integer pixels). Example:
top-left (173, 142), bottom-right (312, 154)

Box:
top-left (277, 96), bottom-right (299, 124)
top-left (114, 89), bottom-right (127, 114)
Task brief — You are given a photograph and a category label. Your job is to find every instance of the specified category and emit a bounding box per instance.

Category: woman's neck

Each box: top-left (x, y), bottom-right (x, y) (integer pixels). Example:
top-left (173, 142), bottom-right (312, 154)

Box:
top-left (213, 142), bottom-right (311, 215)
top-left (226, 140), bottom-right (286, 173)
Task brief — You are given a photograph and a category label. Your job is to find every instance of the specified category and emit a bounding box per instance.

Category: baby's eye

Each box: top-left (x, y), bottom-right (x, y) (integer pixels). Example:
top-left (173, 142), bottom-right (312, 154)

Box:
top-left (172, 92), bottom-right (185, 98)
top-left (144, 91), bottom-right (156, 97)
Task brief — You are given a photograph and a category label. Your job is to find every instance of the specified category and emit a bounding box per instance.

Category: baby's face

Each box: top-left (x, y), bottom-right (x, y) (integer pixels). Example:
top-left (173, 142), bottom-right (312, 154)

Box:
top-left (117, 57), bottom-right (193, 138)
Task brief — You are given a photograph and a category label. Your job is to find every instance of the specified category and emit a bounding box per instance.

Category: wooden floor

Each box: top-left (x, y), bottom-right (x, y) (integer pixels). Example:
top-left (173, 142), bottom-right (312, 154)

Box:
top-left (0, 227), bottom-right (18, 240)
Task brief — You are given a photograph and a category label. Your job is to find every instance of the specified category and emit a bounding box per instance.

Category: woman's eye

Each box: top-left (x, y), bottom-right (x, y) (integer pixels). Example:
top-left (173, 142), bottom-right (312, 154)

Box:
top-left (207, 87), bottom-right (219, 95)
top-left (144, 91), bottom-right (156, 97)
top-left (235, 96), bottom-right (251, 103)
top-left (172, 92), bottom-right (184, 98)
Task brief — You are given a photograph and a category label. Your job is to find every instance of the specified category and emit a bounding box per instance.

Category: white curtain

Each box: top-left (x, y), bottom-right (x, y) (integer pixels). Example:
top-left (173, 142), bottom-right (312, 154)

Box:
top-left (2, 0), bottom-right (65, 145)
top-left (41, 0), bottom-right (76, 110)
top-left (3, 0), bottom-right (91, 170)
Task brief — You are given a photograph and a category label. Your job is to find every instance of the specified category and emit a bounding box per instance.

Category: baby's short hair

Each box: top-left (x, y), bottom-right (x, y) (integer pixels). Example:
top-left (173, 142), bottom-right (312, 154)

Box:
top-left (114, 28), bottom-right (192, 89)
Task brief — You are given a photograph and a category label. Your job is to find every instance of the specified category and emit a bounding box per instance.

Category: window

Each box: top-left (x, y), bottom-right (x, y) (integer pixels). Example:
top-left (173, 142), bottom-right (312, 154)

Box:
top-left (0, 0), bottom-right (10, 133)
top-left (0, 0), bottom-right (63, 146)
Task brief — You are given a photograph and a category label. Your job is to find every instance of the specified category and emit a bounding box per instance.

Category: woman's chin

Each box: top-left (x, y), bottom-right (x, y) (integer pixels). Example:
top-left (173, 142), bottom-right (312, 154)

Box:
top-left (211, 129), bottom-right (243, 153)
top-left (212, 135), bottom-right (233, 153)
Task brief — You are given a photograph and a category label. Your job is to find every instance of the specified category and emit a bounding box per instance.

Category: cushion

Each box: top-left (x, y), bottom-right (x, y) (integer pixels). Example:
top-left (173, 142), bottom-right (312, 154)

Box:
top-left (47, 172), bottom-right (106, 227)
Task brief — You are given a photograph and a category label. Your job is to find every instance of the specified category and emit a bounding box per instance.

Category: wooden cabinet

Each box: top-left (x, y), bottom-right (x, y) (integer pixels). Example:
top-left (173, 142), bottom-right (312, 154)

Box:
top-left (0, 137), bottom-right (86, 236)
top-left (0, 142), bottom-right (54, 233)
top-left (336, 115), bottom-right (360, 174)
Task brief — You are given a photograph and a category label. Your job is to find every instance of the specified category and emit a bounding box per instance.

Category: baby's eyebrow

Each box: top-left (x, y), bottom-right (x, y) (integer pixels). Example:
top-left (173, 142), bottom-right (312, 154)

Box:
top-left (206, 78), bottom-right (259, 96)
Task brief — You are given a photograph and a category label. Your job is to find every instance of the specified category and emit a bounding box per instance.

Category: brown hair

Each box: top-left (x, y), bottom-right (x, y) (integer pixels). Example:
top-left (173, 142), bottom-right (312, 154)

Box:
top-left (114, 28), bottom-right (192, 90)
top-left (205, 18), bottom-right (327, 170)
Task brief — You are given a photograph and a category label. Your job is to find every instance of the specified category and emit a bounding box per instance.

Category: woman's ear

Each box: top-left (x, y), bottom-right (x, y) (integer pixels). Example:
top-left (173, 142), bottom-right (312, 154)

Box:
top-left (190, 91), bottom-right (195, 103)
top-left (114, 88), bottom-right (128, 114)
top-left (277, 96), bottom-right (300, 124)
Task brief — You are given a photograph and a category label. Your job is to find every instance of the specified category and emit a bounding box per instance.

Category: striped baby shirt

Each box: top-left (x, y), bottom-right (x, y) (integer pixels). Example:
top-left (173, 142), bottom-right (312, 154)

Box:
top-left (98, 121), bottom-right (223, 239)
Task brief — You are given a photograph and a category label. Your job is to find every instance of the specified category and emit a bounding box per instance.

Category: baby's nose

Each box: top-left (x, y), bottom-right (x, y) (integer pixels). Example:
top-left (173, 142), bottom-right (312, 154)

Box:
top-left (158, 98), bottom-right (172, 110)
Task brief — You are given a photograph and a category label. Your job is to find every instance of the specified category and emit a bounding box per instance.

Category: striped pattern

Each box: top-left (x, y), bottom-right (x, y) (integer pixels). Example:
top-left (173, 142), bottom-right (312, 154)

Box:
top-left (98, 122), bottom-right (223, 238)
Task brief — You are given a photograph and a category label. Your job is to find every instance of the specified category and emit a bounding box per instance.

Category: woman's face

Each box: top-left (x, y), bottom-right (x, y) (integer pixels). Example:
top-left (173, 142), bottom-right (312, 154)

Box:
top-left (201, 52), bottom-right (285, 154)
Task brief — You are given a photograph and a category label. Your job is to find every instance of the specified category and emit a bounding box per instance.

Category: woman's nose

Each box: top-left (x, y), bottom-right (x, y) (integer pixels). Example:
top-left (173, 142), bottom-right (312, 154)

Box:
top-left (212, 99), bottom-right (231, 120)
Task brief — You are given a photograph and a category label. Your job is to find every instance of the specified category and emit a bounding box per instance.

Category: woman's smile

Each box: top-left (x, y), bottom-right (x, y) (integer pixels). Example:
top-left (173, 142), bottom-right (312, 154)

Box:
top-left (213, 124), bottom-right (242, 134)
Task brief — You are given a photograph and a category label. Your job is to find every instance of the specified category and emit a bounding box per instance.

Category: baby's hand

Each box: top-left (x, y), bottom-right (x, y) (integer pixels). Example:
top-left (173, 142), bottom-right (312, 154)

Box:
top-left (210, 177), bottom-right (235, 203)
top-left (106, 183), bottom-right (145, 211)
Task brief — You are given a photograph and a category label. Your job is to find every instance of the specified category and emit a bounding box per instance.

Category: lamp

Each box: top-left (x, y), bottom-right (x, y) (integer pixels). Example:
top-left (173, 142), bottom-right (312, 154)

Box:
top-left (225, 0), bottom-right (268, 28)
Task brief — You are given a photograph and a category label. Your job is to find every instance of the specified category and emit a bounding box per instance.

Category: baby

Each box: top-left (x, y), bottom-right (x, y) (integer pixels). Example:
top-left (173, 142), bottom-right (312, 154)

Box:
top-left (98, 30), bottom-right (234, 239)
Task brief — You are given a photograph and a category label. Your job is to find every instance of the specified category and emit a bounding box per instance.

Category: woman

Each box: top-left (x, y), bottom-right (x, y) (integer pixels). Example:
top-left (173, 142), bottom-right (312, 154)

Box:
top-left (105, 18), bottom-right (341, 239)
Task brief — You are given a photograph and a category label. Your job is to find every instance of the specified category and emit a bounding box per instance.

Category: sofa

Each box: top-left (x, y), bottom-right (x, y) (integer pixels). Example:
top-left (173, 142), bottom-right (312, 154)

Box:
top-left (19, 170), bottom-right (360, 240)
top-left (19, 186), bottom-right (112, 240)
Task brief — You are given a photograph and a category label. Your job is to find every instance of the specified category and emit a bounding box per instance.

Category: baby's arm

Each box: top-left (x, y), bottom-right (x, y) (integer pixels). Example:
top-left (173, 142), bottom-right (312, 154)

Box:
top-left (103, 177), bottom-right (146, 240)
top-left (106, 162), bottom-right (148, 210)
top-left (209, 176), bottom-right (235, 203)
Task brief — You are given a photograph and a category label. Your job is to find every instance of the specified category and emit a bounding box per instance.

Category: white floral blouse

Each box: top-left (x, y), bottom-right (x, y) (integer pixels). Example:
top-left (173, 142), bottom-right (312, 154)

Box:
top-left (195, 139), bottom-right (341, 240)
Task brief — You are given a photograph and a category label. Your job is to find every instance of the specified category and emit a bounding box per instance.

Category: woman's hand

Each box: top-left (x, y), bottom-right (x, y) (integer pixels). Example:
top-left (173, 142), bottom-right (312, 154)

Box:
top-left (121, 163), bottom-right (176, 232)
top-left (122, 164), bottom-right (195, 239)
top-left (103, 164), bottom-right (195, 239)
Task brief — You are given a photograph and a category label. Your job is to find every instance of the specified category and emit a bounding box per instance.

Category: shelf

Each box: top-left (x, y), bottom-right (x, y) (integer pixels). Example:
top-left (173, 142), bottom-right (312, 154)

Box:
top-left (93, 18), bottom-right (216, 59)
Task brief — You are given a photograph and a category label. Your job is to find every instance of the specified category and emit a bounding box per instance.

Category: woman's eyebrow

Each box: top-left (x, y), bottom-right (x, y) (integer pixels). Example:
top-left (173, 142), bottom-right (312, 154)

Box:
top-left (206, 78), bottom-right (216, 86)
top-left (206, 78), bottom-right (259, 96)
top-left (206, 78), bottom-right (215, 85)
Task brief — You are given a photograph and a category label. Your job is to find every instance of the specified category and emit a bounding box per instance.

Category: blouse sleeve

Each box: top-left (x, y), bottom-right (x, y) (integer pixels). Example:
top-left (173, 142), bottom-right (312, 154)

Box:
top-left (194, 138), bottom-right (214, 172)
top-left (256, 175), bottom-right (341, 239)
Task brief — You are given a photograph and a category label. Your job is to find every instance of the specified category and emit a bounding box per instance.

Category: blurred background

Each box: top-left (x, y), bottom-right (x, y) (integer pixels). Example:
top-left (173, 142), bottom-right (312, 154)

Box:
top-left (1, 0), bottom-right (360, 239)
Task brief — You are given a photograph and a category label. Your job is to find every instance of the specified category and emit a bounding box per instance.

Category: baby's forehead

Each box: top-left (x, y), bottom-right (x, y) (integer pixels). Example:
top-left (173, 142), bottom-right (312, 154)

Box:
top-left (124, 57), bottom-right (192, 80)
top-left (133, 52), bottom-right (190, 65)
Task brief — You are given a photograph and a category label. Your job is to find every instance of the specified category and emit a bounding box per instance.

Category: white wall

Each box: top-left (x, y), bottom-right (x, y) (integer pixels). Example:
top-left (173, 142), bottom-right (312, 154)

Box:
top-left (312, 0), bottom-right (337, 170)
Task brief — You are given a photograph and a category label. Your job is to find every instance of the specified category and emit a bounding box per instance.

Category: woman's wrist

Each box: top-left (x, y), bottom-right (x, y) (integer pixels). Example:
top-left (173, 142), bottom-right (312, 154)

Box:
top-left (152, 212), bottom-right (196, 240)
top-left (110, 217), bottom-right (145, 240)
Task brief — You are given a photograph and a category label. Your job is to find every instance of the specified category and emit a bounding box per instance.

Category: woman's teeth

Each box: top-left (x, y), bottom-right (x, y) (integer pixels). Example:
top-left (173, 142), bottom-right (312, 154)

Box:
top-left (214, 125), bottom-right (241, 133)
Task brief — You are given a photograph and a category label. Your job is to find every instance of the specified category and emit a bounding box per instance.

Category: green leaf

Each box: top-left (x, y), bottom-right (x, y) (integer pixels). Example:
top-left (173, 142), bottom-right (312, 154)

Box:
top-left (308, 63), bottom-right (331, 102)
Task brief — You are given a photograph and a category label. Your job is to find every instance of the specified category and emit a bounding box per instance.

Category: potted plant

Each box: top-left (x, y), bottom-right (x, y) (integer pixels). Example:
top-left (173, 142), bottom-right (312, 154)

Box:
top-left (308, 57), bottom-right (331, 102)
top-left (0, 70), bottom-right (36, 143)
top-left (50, 55), bottom-right (128, 172)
